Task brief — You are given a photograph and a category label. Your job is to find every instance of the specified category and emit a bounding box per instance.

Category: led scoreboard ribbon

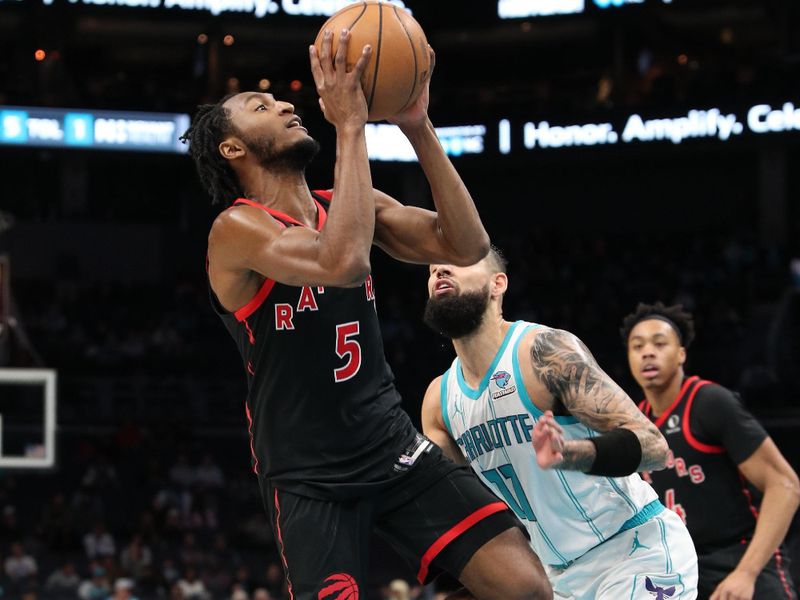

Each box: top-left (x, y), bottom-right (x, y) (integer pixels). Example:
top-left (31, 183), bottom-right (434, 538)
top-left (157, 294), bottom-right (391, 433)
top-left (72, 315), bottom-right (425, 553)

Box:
top-left (0, 106), bottom-right (190, 154)
top-left (2, 101), bottom-right (798, 159)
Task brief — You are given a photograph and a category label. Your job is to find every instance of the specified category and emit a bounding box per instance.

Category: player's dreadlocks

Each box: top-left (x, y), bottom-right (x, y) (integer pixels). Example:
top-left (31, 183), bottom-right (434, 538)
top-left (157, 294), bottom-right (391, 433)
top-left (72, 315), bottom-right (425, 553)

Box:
top-left (180, 95), bottom-right (244, 207)
top-left (620, 302), bottom-right (696, 348)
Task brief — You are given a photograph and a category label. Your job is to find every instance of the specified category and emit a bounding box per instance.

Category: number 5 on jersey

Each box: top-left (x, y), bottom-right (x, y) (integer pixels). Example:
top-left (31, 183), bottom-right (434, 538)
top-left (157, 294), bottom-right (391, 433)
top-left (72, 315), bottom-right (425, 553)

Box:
top-left (334, 321), bottom-right (361, 382)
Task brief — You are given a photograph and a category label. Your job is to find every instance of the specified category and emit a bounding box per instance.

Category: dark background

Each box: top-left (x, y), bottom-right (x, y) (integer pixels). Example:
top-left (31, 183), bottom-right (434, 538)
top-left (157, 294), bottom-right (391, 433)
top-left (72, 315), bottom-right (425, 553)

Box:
top-left (0, 0), bottom-right (799, 598)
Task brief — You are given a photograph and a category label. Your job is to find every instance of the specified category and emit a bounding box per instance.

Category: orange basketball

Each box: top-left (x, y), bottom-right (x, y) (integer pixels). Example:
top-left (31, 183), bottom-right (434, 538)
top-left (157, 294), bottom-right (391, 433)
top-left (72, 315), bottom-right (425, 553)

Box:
top-left (313, 1), bottom-right (431, 122)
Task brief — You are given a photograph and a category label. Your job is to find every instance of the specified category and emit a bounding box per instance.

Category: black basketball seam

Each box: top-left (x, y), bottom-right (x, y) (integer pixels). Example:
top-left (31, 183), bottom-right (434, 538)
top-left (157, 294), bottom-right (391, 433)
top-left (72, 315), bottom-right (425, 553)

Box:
top-left (315, 4), bottom-right (366, 48)
top-left (392, 5), bottom-right (418, 112)
top-left (366, 2), bottom-right (383, 114)
top-left (346, 2), bottom-right (368, 29)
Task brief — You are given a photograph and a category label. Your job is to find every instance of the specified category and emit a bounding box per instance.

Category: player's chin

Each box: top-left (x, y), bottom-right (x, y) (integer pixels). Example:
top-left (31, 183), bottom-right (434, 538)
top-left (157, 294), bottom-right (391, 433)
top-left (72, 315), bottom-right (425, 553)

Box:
top-left (640, 377), bottom-right (663, 389)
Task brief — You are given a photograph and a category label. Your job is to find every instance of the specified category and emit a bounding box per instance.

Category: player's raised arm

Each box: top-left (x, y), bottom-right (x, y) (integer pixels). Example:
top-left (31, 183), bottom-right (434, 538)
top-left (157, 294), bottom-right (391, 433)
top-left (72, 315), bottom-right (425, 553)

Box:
top-left (528, 328), bottom-right (669, 475)
top-left (208, 30), bottom-right (375, 289)
top-left (372, 48), bottom-right (490, 267)
top-left (421, 377), bottom-right (466, 465)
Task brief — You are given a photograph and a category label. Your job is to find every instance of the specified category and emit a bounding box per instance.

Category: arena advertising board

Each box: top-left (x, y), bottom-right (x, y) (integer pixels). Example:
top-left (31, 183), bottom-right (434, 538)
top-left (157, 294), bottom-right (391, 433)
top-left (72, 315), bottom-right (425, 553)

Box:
top-left (497, 0), bottom-right (675, 19)
top-left (2, 100), bottom-right (798, 158)
top-left (367, 100), bottom-right (800, 161)
top-left (0, 106), bottom-right (190, 153)
top-left (0, 0), bottom-right (408, 18)
top-left (498, 101), bottom-right (800, 154)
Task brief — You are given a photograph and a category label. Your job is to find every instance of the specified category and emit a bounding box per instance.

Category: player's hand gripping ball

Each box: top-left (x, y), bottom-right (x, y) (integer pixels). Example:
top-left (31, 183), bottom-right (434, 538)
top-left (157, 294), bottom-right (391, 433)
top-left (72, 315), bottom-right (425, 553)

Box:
top-left (313, 1), bottom-right (431, 122)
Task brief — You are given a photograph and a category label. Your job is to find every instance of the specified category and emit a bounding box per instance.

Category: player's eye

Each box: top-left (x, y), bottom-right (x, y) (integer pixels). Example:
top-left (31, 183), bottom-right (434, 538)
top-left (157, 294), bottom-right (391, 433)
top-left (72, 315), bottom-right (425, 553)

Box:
top-left (255, 104), bottom-right (267, 111)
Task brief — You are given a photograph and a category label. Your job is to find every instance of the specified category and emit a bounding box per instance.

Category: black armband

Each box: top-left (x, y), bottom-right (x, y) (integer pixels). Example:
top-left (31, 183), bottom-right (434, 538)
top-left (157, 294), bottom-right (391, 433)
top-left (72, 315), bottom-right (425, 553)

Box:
top-left (586, 428), bottom-right (642, 477)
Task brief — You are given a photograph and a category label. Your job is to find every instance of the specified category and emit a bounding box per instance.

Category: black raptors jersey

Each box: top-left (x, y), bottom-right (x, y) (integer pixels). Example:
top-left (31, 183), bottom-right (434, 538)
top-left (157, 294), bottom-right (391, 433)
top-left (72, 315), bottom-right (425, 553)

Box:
top-left (211, 191), bottom-right (418, 500)
top-left (640, 375), bottom-right (768, 552)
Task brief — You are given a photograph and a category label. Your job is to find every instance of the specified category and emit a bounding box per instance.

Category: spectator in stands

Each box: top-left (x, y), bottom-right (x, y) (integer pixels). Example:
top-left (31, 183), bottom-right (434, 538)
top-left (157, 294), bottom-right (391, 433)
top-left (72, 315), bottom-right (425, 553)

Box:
top-left (159, 558), bottom-right (182, 589)
top-left (78, 564), bottom-right (111, 600)
top-left (177, 567), bottom-right (209, 600)
top-left (81, 455), bottom-right (119, 491)
top-left (232, 565), bottom-right (253, 596)
top-left (178, 533), bottom-right (205, 568)
top-left (169, 454), bottom-right (195, 489)
top-left (170, 582), bottom-right (187, 599)
top-left (252, 588), bottom-right (271, 600)
top-left (386, 579), bottom-right (412, 600)
top-left (84, 521), bottom-right (116, 559)
top-left (110, 577), bottom-right (139, 600)
top-left (154, 509), bottom-right (180, 548)
top-left (4, 542), bottom-right (37, 585)
top-left (133, 563), bottom-right (165, 599)
top-left (119, 534), bottom-right (152, 580)
top-left (263, 563), bottom-right (283, 599)
top-left (99, 556), bottom-right (122, 586)
top-left (229, 584), bottom-right (249, 600)
top-left (211, 533), bottom-right (238, 570)
top-left (203, 559), bottom-right (233, 599)
top-left (195, 454), bottom-right (224, 488)
top-left (44, 561), bottom-right (81, 596)
top-left (39, 492), bottom-right (76, 551)
top-left (1, 505), bottom-right (26, 545)
top-left (136, 511), bottom-right (159, 548)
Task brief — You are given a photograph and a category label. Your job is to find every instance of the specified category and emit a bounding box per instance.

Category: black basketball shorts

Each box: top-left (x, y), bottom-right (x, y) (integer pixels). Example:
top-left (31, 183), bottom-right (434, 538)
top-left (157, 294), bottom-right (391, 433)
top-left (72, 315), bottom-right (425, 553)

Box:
top-left (259, 436), bottom-right (523, 600)
top-left (697, 542), bottom-right (796, 599)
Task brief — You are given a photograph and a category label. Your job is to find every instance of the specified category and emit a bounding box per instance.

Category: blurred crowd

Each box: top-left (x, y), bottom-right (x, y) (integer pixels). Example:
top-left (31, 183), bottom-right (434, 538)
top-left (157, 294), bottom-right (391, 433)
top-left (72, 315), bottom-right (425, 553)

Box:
top-left (0, 437), bottom-right (291, 600)
top-left (0, 424), bottom-right (463, 599)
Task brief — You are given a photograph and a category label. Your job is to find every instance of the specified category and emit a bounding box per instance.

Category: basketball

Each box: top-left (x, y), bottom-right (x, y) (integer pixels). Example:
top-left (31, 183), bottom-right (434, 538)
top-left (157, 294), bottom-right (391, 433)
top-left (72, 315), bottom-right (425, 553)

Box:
top-left (313, 1), bottom-right (431, 122)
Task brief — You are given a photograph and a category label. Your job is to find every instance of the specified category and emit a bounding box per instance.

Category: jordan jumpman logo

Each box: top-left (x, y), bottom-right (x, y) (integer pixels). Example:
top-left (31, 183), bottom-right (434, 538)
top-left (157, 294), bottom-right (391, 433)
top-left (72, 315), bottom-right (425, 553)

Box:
top-left (629, 531), bottom-right (651, 556)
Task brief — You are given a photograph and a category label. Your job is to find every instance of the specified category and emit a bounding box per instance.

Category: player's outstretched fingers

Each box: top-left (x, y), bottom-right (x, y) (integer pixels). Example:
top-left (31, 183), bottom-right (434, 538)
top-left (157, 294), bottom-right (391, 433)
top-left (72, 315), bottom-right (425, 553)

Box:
top-left (334, 28), bottom-right (349, 75)
top-left (319, 29), bottom-right (335, 77)
top-left (547, 418), bottom-right (564, 435)
top-left (309, 45), bottom-right (325, 91)
top-left (351, 43), bottom-right (372, 81)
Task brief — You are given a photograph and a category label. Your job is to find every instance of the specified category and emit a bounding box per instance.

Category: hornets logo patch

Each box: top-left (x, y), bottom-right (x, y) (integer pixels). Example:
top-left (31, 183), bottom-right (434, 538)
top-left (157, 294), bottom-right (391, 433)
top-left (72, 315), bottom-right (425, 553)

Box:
top-left (490, 370), bottom-right (517, 400)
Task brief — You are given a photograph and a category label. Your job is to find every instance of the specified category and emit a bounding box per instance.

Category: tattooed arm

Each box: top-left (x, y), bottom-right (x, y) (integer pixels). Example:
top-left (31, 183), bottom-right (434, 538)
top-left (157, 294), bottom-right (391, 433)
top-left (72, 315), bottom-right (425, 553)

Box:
top-left (529, 328), bottom-right (668, 473)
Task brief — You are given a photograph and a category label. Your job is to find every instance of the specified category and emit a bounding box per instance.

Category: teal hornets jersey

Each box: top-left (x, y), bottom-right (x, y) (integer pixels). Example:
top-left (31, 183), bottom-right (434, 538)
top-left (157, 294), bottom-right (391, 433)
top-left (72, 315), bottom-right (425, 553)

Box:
top-left (440, 321), bottom-right (660, 567)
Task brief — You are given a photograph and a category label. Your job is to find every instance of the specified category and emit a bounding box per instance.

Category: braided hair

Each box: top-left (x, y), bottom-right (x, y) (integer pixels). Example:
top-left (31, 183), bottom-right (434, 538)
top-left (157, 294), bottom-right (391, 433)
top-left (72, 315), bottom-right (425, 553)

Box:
top-left (181, 95), bottom-right (244, 207)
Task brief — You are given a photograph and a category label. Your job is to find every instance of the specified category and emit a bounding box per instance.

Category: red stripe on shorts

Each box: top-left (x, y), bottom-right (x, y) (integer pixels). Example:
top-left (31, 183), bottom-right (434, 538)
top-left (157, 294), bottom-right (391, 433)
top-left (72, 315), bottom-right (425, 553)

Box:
top-left (417, 501), bottom-right (508, 584)
top-left (274, 489), bottom-right (296, 600)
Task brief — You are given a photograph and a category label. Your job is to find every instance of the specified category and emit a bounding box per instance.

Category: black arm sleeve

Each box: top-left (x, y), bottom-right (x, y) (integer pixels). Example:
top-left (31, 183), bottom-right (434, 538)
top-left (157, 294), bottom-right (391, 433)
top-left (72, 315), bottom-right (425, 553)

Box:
top-left (690, 384), bottom-right (768, 465)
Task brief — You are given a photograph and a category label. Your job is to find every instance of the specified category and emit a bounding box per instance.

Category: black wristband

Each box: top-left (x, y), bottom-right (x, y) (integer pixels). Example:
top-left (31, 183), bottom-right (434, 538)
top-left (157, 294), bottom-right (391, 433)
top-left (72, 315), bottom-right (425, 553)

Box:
top-left (586, 428), bottom-right (642, 477)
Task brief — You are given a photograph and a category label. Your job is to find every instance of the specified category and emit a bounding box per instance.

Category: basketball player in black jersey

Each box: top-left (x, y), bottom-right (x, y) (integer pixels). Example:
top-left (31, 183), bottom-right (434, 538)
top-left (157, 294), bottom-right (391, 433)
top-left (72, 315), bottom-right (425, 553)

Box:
top-left (181, 30), bottom-right (550, 600)
top-left (622, 303), bottom-right (799, 600)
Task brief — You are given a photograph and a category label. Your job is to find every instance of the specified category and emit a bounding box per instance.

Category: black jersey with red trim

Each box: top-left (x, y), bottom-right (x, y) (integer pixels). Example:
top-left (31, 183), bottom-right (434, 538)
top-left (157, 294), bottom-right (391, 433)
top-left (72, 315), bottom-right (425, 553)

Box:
top-left (210, 190), bottom-right (418, 500)
top-left (639, 375), bottom-right (769, 552)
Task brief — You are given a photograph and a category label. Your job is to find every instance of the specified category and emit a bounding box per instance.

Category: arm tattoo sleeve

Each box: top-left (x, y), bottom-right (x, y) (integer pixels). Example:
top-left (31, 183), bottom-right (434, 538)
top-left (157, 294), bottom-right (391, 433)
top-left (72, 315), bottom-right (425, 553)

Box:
top-left (530, 328), bottom-right (668, 472)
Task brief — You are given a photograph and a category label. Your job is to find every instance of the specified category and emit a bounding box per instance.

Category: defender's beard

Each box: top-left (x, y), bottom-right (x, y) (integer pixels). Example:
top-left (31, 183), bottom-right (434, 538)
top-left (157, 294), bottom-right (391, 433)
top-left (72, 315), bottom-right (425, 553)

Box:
top-left (423, 285), bottom-right (490, 340)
